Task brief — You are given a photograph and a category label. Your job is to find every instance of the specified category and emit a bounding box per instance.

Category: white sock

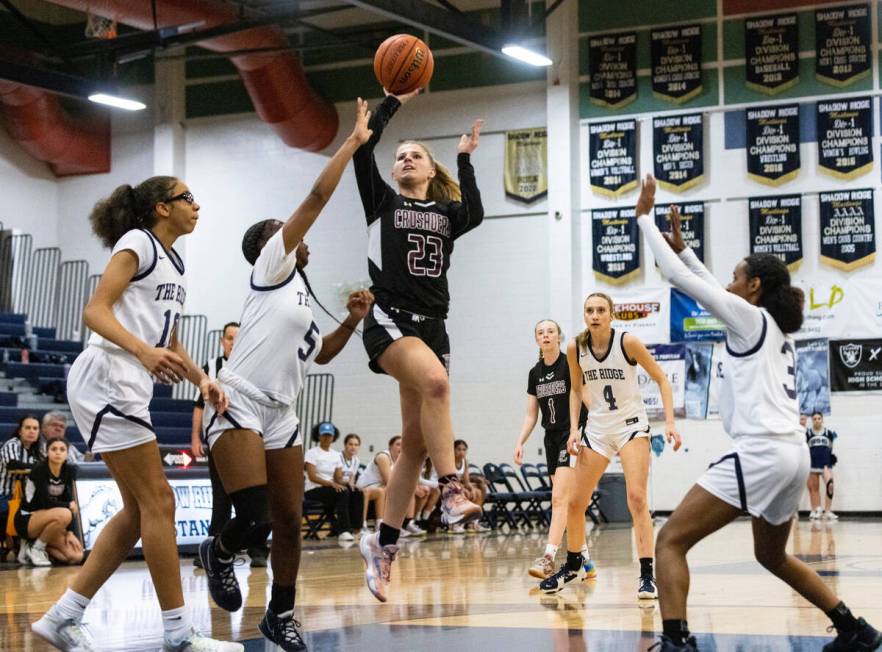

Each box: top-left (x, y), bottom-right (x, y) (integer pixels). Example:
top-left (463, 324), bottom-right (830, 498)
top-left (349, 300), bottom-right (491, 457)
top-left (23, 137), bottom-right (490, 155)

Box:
top-left (51, 589), bottom-right (91, 622)
top-left (161, 606), bottom-right (192, 643)
top-left (544, 544), bottom-right (558, 559)
top-left (581, 544), bottom-right (590, 561)
top-left (33, 539), bottom-right (47, 551)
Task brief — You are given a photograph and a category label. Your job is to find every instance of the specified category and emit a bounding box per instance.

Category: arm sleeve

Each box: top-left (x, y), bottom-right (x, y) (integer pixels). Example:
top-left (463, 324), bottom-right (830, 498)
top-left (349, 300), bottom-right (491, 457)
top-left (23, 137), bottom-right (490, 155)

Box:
top-left (451, 153), bottom-right (485, 238)
top-left (678, 247), bottom-right (724, 290)
top-left (112, 229), bottom-right (154, 277)
top-left (637, 214), bottom-right (763, 347)
top-left (352, 96), bottom-right (400, 224)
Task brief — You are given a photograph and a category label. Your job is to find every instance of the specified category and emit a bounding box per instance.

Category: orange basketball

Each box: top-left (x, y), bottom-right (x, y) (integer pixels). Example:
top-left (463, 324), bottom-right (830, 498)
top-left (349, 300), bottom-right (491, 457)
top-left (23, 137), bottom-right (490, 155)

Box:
top-left (374, 34), bottom-right (434, 95)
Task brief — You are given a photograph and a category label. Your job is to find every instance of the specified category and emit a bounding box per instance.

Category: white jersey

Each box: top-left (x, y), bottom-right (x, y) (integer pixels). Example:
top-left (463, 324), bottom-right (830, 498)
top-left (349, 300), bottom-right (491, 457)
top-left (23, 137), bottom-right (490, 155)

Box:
top-left (88, 229), bottom-right (186, 354)
top-left (578, 329), bottom-right (648, 437)
top-left (719, 310), bottom-right (802, 439)
top-left (341, 454), bottom-right (360, 484)
top-left (224, 229), bottom-right (322, 406)
top-left (637, 213), bottom-right (803, 441)
top-left (357, 449), bottom-right (391, 488)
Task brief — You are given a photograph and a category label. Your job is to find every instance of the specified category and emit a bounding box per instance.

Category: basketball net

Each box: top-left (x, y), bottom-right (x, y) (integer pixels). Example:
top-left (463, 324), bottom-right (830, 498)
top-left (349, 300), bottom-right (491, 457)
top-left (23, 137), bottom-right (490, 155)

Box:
top-left (84, 12), bottom-right (118, 40)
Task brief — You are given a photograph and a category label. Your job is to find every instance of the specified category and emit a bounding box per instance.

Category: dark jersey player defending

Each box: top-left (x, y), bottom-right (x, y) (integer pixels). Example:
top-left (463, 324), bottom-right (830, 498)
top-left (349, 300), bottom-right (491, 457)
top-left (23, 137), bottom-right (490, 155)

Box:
top-left (354, 88), bottom-right (485, 603)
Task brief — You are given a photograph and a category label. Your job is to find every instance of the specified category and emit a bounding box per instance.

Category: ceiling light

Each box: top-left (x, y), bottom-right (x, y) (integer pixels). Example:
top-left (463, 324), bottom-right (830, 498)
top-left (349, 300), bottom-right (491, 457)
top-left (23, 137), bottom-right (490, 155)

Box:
top-left (502, 44), bottom-right (552, 67)
top-left (88, 92), bottom-right (146, 111)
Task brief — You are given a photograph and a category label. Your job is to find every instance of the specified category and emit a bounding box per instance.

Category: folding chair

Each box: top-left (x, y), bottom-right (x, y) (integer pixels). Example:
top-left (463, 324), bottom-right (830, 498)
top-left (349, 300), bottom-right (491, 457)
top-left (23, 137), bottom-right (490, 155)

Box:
top-left (498, 463), bottom-right (550, 528)
top-left (481, 463), bottom-right (522, 530)
top-left (302, 499), bottom-right (332, 539)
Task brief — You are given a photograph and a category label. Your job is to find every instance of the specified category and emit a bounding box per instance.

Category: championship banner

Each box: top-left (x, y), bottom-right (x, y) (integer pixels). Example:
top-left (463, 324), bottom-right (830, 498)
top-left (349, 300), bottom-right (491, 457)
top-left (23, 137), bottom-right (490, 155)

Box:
top-left (611, 287), bottom-right (670, 344)
top-left (653, 113), bottom-right (704, 192)
top-left (503, 128), bottom-right (548, 203)
top-left (684, 342), bottom-right (714, 419)
top-left (796, 277), bottom-right (882, 340)
top-left (670, 288), bottom-right (726, 342)
top-left (640, 344), bottom-right (686, 419)
top-left (815, 4), bottom-right (871, 87)
top-left (592, 207), bottom-right (640, 284)
top-left (795, 338), bottom-right (831, 416)
top-left (748, 194), bottom-right (803, 270)
top-left (589, 120), bottom-right (638, 197)
top-left (818, 189), bottom-right (876, 271)
top-left (650, 24), bottom-right (703, 104)
top-left (830, 338), bottom-right (882, 391)
top-left (744, 13), bottom-right (799, 95)
top-left (589, 32), bottom-right (638, 108)
top-left (77, 477), bottom-right (214, 550)
top-left (654, 202), bottom-right (705, 262)
top-left (816, 97), bottom-right (872, 180)
top-left (746, 104), bottom-right (801, 186)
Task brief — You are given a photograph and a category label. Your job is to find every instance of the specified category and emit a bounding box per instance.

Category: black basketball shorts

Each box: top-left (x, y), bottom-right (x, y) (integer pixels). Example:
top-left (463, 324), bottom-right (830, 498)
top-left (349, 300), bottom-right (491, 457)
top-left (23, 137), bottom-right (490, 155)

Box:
top-left (362, 302), bottom-right (450, 375)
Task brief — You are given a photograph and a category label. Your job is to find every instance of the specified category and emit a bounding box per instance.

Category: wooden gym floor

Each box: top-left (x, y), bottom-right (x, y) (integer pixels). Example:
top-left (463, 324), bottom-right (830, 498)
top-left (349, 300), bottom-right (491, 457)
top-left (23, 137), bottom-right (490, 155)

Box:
top-left (2, 518), bottom-right (881, 651)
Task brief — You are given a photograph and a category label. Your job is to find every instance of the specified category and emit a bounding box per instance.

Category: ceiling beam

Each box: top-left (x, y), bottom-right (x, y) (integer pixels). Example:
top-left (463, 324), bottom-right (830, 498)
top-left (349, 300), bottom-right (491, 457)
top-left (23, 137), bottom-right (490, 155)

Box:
top-left (344, 0), bottom-right (510, 59)
top-left (0, 57), bottom-right (97, 100)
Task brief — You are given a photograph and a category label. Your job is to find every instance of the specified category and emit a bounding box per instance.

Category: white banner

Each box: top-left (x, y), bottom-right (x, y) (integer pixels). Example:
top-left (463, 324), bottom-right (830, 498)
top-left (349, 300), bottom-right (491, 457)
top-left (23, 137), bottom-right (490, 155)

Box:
top-left (638, 343), bottom-right (686, 419)
top-left (77, 477), bottom-right (214, 550)
top-left (612, 287), bottom-right (670, 344)
top-left (796, 277), bottom-right (882, 340)
top-left (706, 342), bottom-right (725, 419)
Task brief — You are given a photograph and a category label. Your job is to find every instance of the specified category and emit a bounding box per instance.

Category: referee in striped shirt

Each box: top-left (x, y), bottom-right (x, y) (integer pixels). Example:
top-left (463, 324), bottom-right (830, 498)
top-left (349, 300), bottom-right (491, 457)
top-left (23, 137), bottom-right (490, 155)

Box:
top-left (1, 415), bottom-right (44, 518)
top-left (191, 323), bottom-right (269, 568)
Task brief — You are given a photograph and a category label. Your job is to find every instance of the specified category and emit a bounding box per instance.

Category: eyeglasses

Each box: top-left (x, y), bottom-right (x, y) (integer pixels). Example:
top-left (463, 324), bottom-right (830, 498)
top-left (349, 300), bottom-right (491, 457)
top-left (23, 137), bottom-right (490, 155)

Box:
top-left (165, 190), bottom-right (195, 205)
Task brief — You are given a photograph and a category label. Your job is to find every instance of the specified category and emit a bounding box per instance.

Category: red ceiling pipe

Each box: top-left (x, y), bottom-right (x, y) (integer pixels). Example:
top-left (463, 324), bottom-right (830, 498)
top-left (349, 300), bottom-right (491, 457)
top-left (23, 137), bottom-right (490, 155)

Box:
top-left (0, 80), bottom-right (110, 176)
top-left (44, 0), bottom-right (339, 151)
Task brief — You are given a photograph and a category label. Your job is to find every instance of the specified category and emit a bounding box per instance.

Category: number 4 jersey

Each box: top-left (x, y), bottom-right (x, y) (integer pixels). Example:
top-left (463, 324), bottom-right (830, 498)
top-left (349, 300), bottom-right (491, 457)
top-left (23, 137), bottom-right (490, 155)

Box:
top-left (578, 329), bottom-right (649, 437)
top-left (224, 229), bottom-right (321, 406)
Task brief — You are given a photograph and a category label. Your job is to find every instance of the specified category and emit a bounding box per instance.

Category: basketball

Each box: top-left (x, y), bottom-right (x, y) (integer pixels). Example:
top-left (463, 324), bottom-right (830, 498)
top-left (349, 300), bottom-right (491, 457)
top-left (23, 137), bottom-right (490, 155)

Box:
top-left (374, 34), bottom-right (434, 95)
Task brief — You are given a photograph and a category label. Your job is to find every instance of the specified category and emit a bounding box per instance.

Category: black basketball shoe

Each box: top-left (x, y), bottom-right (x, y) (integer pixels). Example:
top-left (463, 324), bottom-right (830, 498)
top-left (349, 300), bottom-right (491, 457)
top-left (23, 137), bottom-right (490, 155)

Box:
top-left (199, 537), bottom-right (242, 612)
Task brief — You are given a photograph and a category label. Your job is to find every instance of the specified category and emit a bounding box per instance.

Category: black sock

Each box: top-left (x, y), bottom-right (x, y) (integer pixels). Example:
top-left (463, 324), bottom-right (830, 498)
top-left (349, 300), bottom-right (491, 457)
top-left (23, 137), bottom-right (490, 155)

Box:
top-left (269, 583), bottom-right (295, 615)
top-left (566, 550), bottom-right (583, 571)
top-left (826, 601), bottom-right (859, 632)
top-left (213, 536), bottom-right (233, 562)
top-left (379, 522), bottom-right (400, 547)
top-left (663, 619), bottom-right (690, 645)
top-left (402, 517), bottom-right (411, 529)
top-left (640, 557), bottom-right (654, 577)
top-left (438, 473), bottom-right (458, 486)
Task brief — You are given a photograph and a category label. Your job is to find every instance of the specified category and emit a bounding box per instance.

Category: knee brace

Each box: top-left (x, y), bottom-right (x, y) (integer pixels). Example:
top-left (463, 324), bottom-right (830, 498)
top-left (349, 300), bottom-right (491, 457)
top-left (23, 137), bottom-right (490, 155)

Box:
top-left (220, 485), bottom-right (272, 553)
top-left (826, 479), bottom-right (834, 500)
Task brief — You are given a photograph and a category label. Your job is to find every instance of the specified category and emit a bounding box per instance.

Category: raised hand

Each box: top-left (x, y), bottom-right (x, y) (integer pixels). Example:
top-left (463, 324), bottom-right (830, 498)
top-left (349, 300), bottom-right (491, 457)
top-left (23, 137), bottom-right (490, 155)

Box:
top-left (458, 119), bottom-right (484, 154)
top-left (349, 98), bottom-right (373, 145)
top-left (635, 173), bottom-right (657, 217)
top-left (345, 289), bottom-right (375, 321)
top-left (662, 204), bottom-right (687, 253)
top-left (384, 87), bottom-right (421, 104)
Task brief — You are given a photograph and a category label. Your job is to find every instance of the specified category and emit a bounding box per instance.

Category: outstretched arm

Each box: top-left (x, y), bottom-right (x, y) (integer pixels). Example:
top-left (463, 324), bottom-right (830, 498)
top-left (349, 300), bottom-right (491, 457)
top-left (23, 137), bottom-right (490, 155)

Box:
top-left (453, 120), bottom-right (485, 237)
top-left (662, 204), bottom-right (723, 289)
top-left (281, 99), bottom-right (373, 255)
top-left (635, 175), bottom-right (763, 346)
top-left (315, 290), bottom-right (374, 364)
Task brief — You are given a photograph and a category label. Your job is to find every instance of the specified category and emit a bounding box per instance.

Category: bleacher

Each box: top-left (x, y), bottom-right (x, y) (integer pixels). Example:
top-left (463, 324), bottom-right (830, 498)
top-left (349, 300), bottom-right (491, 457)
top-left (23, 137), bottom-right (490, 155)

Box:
top-left (0, 310), bottom-right (197, 449)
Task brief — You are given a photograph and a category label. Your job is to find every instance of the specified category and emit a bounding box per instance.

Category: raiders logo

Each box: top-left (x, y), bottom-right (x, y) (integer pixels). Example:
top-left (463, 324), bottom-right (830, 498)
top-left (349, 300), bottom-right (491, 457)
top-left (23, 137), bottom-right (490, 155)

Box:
top-left (558, 450), bottom-right (569, 463)
top-left (839, 343), bottom-right (862, 369)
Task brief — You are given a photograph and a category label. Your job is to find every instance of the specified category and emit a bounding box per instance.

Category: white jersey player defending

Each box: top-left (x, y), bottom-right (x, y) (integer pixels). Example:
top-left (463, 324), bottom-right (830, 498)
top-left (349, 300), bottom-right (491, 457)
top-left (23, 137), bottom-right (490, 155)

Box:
top-left (540, 292), bottom-right (681, 600)
top-left (636, 174), bottom-right (881, 652)
top-left (33, 178), bottom-right (239, 652)
top-left (198, 100), bottom-right (374, 652)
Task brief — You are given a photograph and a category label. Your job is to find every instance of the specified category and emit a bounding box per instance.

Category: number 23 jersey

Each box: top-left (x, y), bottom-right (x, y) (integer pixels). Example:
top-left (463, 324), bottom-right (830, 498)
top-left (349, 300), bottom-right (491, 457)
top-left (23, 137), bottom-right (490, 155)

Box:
top-left (578, 329), bottom-right (648, 437)
top-left (225, 229), bottom-right (321, 406)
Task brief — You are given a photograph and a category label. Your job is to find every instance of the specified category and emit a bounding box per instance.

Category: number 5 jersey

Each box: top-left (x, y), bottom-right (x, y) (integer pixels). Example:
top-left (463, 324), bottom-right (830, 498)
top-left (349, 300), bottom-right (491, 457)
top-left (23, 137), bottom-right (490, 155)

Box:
top-left (353, 95), bottom-right (484, 319)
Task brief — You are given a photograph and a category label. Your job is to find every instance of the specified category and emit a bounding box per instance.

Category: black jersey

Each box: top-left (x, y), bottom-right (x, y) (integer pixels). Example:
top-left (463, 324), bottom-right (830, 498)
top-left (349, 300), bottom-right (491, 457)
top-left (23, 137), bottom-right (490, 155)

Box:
top-left (19, 461), bottom-right (76, 513)
top-left (528, 352), bottom-right (587, 431)
top-left (353, 96), bottom-right (484, 319)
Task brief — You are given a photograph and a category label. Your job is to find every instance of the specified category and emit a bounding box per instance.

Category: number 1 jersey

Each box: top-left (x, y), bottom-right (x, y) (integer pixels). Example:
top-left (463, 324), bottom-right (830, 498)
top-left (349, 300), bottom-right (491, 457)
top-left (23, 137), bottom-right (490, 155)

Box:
top-left (354, 96), bottom-right (484, 319)
top-left (225, 229), bottom-right (321, 406)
